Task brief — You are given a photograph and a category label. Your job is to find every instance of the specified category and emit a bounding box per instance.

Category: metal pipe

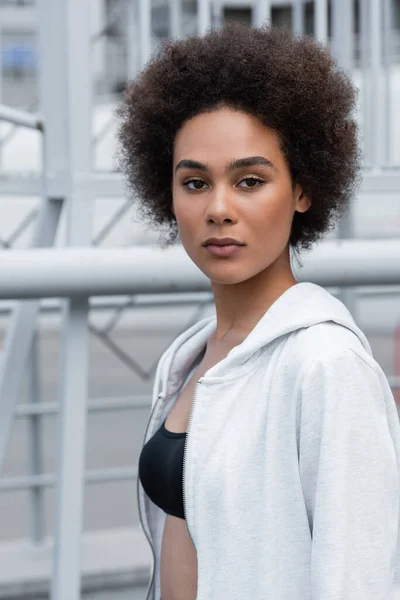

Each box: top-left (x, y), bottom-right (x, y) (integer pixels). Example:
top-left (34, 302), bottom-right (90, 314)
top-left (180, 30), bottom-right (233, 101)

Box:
top-left (0, 246), bottom-right (211, 298)
top-left (1, 240), bottom-right (400, 299)
top-left (0, 104), bottom-right (43, 131)
top-left (0, 467), bottom-right (138, 492)
top-left (1, 286), bottom-right (399, 317)
top-left (0, 292), bottom-right (214, 315)
top-left (15, 395), bottom-right (151, 417)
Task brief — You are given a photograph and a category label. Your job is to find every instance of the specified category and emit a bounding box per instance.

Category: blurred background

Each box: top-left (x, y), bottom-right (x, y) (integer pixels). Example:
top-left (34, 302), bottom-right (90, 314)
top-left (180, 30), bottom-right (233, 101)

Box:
top-left (0, 0), bottom-right (400, 598)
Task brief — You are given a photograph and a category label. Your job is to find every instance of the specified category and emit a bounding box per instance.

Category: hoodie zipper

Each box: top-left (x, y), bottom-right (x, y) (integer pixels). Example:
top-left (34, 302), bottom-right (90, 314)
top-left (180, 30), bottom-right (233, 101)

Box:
top-left (182, 377), bottom-right (203, 547)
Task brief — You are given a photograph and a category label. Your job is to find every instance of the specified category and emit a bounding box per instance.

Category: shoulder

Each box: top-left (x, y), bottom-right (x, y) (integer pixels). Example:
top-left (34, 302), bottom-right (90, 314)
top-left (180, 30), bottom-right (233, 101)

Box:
top-left (292, 320), bottom-right (371, 369)
top-left (294, 325), bottom-right (389, 423)
top-left (287, 321), bottom-right (387, 406)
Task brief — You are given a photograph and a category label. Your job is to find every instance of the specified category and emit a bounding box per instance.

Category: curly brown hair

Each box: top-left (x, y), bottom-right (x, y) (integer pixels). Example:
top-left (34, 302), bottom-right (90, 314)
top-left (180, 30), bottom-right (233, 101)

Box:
top-left (116, 22), bottom-right (361, 253)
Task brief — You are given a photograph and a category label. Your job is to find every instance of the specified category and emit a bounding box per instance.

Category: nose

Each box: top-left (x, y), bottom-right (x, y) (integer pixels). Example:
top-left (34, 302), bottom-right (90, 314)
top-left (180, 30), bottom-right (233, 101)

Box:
top-left (204, 187), bottom-right (238, 225)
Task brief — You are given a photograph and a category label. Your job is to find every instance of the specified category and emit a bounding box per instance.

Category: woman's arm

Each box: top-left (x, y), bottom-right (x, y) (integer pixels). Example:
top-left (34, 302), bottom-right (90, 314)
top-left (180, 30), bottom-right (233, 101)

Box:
top-left (298, 347), bottom-right (400, 599)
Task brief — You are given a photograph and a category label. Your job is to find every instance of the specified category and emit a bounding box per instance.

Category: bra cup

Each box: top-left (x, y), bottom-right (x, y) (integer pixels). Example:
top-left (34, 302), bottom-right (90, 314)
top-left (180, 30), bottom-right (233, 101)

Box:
top-left (138, 420), bottom-right (187, 520)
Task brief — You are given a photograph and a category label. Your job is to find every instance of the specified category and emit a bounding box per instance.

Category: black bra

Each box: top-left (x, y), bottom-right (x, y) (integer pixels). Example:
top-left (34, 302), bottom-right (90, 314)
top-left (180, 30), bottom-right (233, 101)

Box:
top-left (138, 418), bottom-right (187, 520)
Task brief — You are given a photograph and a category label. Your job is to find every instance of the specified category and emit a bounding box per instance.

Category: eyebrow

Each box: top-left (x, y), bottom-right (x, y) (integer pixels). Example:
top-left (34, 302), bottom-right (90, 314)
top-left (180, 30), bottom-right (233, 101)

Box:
top-left (174, 156), bottom-right (276, 174)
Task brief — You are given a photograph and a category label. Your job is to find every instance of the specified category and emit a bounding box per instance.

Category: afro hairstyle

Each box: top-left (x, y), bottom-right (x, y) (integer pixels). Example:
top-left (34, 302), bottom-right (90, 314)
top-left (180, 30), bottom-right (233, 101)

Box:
top-left (116, 22), bottom-right (361, 254)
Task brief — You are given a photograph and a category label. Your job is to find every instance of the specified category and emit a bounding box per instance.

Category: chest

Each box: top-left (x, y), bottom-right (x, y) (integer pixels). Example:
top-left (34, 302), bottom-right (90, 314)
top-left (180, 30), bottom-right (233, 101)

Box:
top-left (164, 347), bottom-right (236, 433)
top-left (179, 367), bottom-right (302, 544)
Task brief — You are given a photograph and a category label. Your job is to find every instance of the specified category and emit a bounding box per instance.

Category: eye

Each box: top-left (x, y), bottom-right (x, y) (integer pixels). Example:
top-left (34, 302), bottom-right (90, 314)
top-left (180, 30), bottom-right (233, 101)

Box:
top-left (238, 177), bottom-right (264, 189)
top-left (183, 178), bottom-right (209, 191)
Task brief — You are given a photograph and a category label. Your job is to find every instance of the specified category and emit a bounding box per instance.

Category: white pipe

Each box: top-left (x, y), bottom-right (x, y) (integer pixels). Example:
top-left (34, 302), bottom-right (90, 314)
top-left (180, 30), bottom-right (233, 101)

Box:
top-left (0, 240), bottom-right (400, 299)
top-left (0, 104), bottom-right (43, 131)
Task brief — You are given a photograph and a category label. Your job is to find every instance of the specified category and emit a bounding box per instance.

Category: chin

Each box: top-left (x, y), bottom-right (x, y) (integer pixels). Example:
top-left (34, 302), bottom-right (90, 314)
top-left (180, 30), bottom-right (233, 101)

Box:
top-left (201, 264), bottom-right (260, 286)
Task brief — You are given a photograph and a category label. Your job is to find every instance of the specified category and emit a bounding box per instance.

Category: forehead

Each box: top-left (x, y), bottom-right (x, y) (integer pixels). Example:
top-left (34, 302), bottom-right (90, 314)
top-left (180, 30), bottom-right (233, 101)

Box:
top-left (173, 107), bottom-right (283, 167)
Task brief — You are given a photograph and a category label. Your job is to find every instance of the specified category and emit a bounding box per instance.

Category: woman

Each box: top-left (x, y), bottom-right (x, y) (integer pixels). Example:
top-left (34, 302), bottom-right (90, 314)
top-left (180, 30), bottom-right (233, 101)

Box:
top-left (116, 23), bottom-right (400, 600)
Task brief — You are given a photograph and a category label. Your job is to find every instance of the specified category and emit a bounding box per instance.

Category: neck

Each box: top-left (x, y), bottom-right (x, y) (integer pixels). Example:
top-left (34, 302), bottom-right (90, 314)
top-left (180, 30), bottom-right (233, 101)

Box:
top-left (209, 247), bottom-right (297, 345)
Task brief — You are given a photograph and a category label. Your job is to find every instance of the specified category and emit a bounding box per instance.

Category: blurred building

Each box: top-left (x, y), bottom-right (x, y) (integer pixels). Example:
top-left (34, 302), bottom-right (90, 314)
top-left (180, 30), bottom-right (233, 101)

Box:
top-left (2, 0), bottom-right (400, 107)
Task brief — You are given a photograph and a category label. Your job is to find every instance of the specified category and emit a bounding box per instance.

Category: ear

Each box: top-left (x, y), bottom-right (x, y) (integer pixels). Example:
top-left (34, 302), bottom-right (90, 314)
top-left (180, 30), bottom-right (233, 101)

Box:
top-left (294, 184), bottom-right (311, 214)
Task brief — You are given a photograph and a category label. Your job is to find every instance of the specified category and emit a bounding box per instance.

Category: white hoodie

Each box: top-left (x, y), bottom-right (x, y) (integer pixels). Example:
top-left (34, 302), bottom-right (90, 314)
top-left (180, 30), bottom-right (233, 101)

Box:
top-left (137, 281), bottom-right (400, 600)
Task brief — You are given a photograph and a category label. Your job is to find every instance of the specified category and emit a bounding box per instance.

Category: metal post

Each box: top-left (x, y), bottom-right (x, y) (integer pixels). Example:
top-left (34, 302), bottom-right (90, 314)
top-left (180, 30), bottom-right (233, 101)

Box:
top-left (198, 0), bottom-right (211, 35)
top-left (331, 0), bottom-right (353, 71)
top-left (127, 0), bottom-right (140, 80)
top-left (369, 0), bottom-right (384, 168)
top-left (37, 0), bottom-right (94, 598)
top-left (292, 0), bottom-right (304, 35)
top-left (360, 0), bottom-right (371, 168)
top-left (382, 0), bottom-right (393, 167)
top-left (28, 330), bottom-right (44, 545)
top-left (336, 208), bottom-right (358, 317)
top-left (315, 0), bottom-right (328, 44)
top-left (331, 0), bottom-right (356, 319)
top-left (0, 22), bottom-right (3, 168)
top-left (140, 0), bottom-right (152, 67)
top-left (211, 0), bottom-right (223, 30)
top-left (170, 0), bottom-right (182, 38)
top-left (252, 0), bottom-right (271, 28)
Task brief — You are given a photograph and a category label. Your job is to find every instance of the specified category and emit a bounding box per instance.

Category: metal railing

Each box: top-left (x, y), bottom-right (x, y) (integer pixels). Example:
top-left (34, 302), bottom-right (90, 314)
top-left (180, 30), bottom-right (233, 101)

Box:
top-left (0, 241), bottom-right (399, 503)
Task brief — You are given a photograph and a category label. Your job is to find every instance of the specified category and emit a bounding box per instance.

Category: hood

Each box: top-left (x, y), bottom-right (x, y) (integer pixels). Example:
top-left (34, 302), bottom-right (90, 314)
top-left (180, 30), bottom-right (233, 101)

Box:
top-left (154, 281), bottom-right (372, 401)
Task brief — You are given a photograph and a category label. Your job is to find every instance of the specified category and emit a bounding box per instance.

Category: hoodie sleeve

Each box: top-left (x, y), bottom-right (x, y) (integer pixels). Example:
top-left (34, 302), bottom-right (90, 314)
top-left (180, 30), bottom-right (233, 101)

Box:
top-left (298, 347), bottom-right (400, 599)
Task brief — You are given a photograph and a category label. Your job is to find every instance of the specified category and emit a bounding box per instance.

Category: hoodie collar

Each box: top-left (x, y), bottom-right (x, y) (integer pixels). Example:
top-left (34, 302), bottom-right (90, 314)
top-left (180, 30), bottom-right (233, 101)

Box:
top-left (159, 282), bottom-right (372, 393)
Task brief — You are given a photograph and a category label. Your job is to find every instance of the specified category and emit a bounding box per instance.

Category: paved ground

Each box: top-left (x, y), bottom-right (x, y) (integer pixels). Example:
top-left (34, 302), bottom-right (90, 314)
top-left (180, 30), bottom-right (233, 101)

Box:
top-left (0, 527), bottom-right (150, 599)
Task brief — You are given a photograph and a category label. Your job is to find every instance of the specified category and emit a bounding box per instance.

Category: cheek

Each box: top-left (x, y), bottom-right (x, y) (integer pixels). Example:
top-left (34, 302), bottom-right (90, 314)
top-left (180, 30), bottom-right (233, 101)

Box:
top-left (247, 191), bottom-right (293, 233)
top-left (173, 188), bottom-right (199, 221)
top-left (173, 197), bottom-right (199, 240)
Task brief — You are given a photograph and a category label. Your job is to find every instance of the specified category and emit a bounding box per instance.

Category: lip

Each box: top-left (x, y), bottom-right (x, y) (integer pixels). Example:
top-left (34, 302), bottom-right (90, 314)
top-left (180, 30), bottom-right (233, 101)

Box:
top-left (204, 244), bottom-right (244, 257)
top-left (202, 237), bottom-right (245, 247)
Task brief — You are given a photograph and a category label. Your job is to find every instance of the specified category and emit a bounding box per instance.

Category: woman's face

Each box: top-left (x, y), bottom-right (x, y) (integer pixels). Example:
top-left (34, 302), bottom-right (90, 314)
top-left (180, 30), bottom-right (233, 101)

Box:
top-left (171, 107), bottom-right (311, 285)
